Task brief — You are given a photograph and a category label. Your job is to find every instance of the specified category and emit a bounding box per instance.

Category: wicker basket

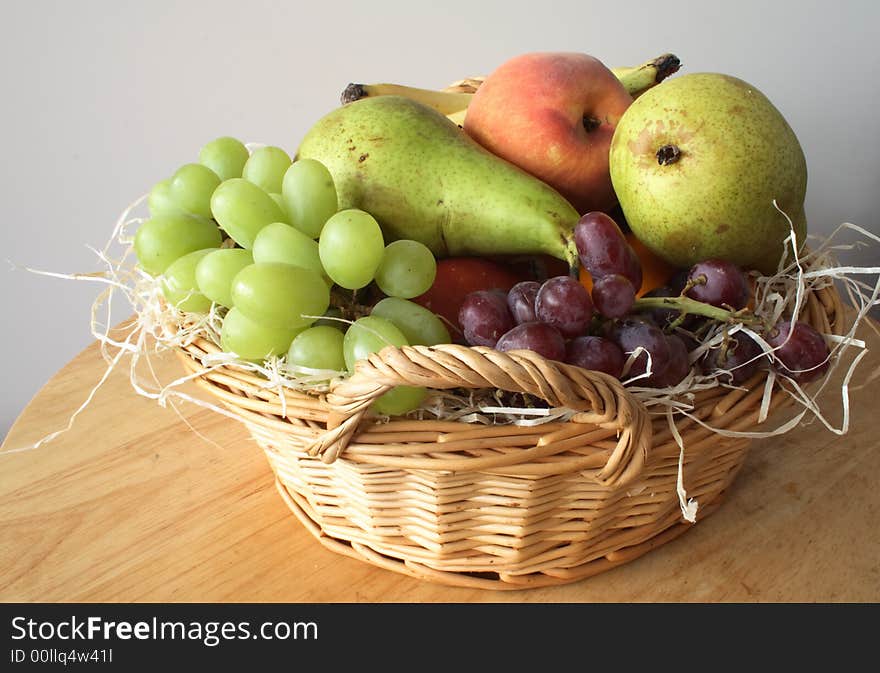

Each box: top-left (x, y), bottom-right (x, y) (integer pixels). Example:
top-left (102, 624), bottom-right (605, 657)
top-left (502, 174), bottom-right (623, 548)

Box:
top-left (173, 278), bottom-right (844, 589)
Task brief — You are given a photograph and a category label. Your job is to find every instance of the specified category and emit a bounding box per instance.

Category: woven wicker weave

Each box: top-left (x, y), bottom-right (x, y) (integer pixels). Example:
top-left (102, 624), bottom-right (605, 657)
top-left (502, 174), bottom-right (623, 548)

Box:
top-left (174, 280), bottom-right (843, 589)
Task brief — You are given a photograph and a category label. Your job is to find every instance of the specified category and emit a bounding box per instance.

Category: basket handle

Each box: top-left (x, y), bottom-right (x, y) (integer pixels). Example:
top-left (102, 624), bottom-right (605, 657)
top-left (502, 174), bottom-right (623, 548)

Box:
top-left (306, 343), bottom-right (652, 488)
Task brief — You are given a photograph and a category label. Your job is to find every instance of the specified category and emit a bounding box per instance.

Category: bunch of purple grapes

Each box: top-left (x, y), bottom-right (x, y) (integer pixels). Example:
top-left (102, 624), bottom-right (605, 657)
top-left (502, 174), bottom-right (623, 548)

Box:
top-left (458, 212), bottom-right (832, 388)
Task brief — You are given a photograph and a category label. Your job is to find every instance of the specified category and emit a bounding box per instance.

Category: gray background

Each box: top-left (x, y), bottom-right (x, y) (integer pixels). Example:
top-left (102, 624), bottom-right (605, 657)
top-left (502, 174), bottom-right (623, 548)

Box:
top-left (2, 0), bottom-right (878, 439)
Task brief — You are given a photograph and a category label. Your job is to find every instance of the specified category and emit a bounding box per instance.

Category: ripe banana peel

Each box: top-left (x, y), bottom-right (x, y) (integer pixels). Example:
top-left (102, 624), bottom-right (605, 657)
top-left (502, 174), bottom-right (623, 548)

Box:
top-left (340, 82), bottom-right (474, 116)
top-left (341, 53), bottom-right (681, 124)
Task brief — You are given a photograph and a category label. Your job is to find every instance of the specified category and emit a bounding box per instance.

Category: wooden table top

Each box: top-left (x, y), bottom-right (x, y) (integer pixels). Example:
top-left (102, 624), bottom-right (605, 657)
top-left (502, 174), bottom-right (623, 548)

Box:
top-left (2, 315), bottom-right (878, 603)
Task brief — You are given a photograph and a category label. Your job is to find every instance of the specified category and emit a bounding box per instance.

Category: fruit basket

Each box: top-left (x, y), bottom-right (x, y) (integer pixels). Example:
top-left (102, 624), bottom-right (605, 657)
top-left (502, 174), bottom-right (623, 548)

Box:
top-left (56, 53), bottom-right (873, 591)
top-left (170, 278), bottom-right (843, 589)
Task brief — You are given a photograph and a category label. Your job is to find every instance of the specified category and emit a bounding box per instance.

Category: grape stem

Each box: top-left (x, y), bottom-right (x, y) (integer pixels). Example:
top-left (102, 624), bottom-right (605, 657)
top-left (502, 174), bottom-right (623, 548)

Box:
top-left (633, 295), bottom-right (764, 326)
top-left (331, 287), bottom-right (373, 322)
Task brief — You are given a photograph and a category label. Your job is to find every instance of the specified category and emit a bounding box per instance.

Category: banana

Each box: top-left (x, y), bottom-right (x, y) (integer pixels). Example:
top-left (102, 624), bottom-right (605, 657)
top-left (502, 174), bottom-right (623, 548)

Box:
top-left (340, 82), bottom-right (472, 116)
top-left (341, 53), bottom-right (681, 125)
top-left (611, 53), bottom-right (681, 98)
top-left (445, 108), bottom-right (468, 126)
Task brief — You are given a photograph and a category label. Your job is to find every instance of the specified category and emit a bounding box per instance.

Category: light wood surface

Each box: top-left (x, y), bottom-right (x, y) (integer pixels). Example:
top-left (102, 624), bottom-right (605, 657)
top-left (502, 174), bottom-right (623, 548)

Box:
top-left (2, 316), bottom-right (879, 603)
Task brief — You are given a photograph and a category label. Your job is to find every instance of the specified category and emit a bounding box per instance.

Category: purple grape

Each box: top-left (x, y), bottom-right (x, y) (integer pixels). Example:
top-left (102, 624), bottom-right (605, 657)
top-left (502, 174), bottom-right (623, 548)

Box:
top-left (766, 320), bottom-right (830, 383)
top-left (702, 332), bottom-right (766, 385)
top-left (644, 334), bottom-right (690, 388)
top-left (459, 289), bottom-right (515, 347)
top-left (591, 274), bottom-right (636, 319)
top-left (574, 211), bottom-right (642, 290)
top-left (496, 322), bottom-right (566, 361)
top-left (599, 312), bottom-right (653, 337)
top-left (686, 259), bottom-right (749, 310)
top-left (565, 336), bottom-right (625, 379)
top-left (608, 318), bottom-right (672, 381)
top-left (507, 280), bottom-right (540, 325)
top-left (535, 276), bottom-right (594, 338)
top-left (674, 327), bottom-right (703, 354)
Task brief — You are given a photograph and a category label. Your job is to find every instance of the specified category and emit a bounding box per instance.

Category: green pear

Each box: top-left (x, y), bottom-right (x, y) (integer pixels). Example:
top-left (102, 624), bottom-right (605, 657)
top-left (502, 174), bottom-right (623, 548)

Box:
top-left (296, 96), bottom-right (580, 269)
top-left (609, 73), bottom-right (807, 274)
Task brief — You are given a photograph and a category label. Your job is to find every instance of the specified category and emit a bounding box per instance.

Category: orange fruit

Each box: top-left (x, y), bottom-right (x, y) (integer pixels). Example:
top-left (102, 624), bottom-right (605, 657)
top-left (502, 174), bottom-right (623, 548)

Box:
top-left (627, 233), bottom-right (679, 296)
top-left (578, 263), bottom-right (594, 294)
top-left (578, 232), bottom-right (680, 298)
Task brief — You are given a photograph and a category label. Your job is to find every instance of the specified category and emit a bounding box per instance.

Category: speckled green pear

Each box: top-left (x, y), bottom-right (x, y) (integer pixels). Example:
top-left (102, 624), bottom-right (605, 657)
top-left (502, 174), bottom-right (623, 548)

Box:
top-left (296, 96), bottom-right (580, 269)
top-left (609, 73), bottom-right (807, 274)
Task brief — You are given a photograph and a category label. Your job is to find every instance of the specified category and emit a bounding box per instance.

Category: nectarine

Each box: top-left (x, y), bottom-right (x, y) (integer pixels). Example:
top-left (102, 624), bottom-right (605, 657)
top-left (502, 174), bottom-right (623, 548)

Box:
top-left (464, 52), bottom-right (632, 214)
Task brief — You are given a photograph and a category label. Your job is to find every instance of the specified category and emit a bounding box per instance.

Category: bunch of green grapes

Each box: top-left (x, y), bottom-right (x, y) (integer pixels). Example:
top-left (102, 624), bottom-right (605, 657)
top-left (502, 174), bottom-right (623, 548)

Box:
top-left (133, 136), bottom-right (449, 416)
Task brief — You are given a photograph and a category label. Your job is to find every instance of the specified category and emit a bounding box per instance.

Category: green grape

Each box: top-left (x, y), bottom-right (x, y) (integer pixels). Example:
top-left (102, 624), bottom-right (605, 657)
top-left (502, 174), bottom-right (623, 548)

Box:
top-left (231, 262), bottom-right (329, 329)
top-left (242, 146), bottom-right (291, 194)
top-left (221, 307), bottom-right (302, 362)
top-left (282, 158), bottom-right (338, 238)
top-left (343, 316), bottom-right (407, 370)
top-left (252, 222), bottom-right (324, 279)
top-left (194, 248), bottom-right (253, 308)
top-left (287, 325), bottom-right (346, 372)
top-left (343, 315), bottom-right (426, 415)
top-left (374, 239), bottom-right (437, 298)
top-left (371, 385), bottom-right (427, 416)
top-left (147, 179), bottom-right (185, 216)
top-left (169, 163), bottom-right (221, 219)
top-left (134, 213), bottom-right (222, 276)
top-left (318, 209), bottom-right (384, 290)
top-left (199, 136), bottom-right (249, 181)
top-left (370, 297), bottom-right (451, 346)
top-left (210, 178), bottom-right (286, 249)
top-left (161, 248), bottom-right (215, 313)
top-left (269, 193), bottom-right (288, 219)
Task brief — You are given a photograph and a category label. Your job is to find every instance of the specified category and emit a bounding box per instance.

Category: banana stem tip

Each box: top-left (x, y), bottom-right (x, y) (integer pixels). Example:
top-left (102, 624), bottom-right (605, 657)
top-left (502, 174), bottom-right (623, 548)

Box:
top-left (341, 83), bottom-right (367, 105)
top-left (652, 54), bottom-right (681, 83)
